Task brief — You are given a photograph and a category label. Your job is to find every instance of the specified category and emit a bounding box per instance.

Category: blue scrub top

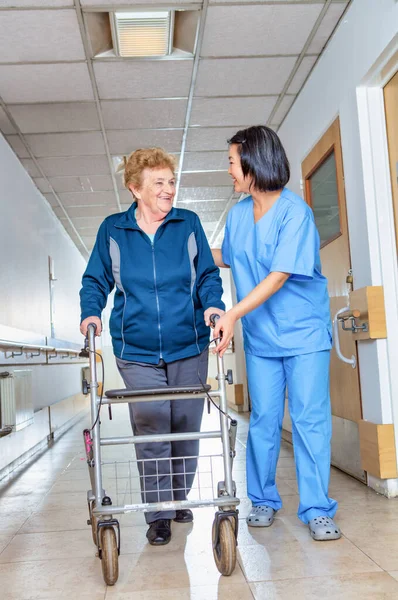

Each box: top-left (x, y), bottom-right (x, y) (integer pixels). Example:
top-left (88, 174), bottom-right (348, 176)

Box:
top-left (222, 188), bottom-right (332, 357)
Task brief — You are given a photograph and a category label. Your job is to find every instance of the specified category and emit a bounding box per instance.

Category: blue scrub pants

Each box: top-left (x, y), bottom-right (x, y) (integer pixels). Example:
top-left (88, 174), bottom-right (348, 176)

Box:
top-left (246, 350), bottom-right (337, 524)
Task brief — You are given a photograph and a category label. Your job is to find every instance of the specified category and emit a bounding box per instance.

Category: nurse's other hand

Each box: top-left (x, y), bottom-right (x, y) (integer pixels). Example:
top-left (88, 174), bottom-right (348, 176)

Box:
top-left (204, 307), bottom-right (225, 326)
top-left (213, 312), bottom-right (237, 357)
top-left (80, 316), bottom-right (102, 336)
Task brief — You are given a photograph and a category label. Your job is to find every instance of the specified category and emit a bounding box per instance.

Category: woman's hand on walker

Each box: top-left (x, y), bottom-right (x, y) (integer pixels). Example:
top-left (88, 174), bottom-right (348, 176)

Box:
top-left (80, 316), bottom-right (102, 336)
top-left (212, 311), bottom-right (237, 357)
top-left (204, 307), bottom-right (225, 326)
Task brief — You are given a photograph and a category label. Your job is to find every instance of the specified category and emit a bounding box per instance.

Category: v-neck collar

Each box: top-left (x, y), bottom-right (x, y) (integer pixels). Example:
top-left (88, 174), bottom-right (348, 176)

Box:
top-left (252, 188), bottom-right (285, 226)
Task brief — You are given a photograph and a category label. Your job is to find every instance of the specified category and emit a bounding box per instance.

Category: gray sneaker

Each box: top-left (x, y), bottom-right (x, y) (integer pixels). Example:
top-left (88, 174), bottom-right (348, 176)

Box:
top-left (246, 505), bottom-right (275, 527)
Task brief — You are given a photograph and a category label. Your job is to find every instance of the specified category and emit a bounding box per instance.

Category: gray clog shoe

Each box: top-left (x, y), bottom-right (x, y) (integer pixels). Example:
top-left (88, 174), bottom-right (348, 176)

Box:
top-left (308, 516), bottom-right (341, 541)
top-left (246, 505), bottom-right (275, 527)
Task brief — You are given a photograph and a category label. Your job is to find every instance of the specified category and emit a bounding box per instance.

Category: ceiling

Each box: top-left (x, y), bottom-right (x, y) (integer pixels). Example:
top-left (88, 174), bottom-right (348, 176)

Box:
top-left (0, 0), bottom-right (350, 258)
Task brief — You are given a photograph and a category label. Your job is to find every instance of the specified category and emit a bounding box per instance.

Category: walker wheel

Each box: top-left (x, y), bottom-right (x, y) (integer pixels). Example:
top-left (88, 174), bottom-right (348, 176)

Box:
top-left (100, 526), bottom-right (119, 586)
top-left (89, 501), bottom-right (98, 546)
top-left (212, 517), bottom-right (237, 576)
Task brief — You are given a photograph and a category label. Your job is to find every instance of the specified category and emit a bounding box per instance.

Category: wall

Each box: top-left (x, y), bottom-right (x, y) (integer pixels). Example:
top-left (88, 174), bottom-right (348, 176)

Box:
top-left (0, 134), bottom-right (89, 476)
top-left (278, 0), bottom-right (398, 487)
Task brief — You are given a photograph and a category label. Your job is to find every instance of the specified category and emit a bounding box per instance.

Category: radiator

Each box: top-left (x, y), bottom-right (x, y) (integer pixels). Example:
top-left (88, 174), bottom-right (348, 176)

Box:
top-left (0, 370), bottom-right (33, 431)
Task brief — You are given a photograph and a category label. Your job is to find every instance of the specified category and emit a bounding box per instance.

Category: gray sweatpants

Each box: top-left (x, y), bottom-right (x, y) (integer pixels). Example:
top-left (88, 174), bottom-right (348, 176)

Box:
top-left (116, 351), bottom-right (208, 523)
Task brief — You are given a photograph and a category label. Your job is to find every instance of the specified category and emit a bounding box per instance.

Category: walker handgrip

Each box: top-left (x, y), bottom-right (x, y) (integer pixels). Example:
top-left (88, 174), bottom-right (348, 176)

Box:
top-left (209, 314), bottom-right (220, 328)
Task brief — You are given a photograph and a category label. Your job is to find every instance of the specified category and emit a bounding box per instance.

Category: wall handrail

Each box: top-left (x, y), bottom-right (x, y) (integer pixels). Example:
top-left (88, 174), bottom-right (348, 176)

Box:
top-left (0, 339), bottom-right (85, 359)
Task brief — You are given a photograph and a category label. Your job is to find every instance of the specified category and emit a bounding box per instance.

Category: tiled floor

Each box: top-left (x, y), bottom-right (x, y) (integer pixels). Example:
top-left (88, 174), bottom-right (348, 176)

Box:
top-left (1, 406), bottom-right (398, 599)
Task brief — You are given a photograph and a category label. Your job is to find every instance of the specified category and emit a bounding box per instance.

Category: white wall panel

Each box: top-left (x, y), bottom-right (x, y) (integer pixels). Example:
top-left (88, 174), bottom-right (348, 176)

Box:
top-left (201, 4), bottom-right (323, 57)
top-left (0, 10), bottom-right (85, 63)
top-left (0, 64), bottom-right (94, 103)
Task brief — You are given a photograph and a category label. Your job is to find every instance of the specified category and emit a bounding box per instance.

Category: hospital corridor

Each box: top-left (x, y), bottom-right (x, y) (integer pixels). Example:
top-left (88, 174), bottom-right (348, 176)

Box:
top-left (1, 0), bottom-right (398, 598)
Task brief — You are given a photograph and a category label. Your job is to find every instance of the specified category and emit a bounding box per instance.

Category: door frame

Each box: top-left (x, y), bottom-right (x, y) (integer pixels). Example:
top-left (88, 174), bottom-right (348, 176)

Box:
top-left (356, 36), bottom-right (398, 479)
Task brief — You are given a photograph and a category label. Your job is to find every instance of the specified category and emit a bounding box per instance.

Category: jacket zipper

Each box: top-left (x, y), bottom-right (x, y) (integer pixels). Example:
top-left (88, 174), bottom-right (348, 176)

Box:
top-left (151, 242), bottom-right (162, 359)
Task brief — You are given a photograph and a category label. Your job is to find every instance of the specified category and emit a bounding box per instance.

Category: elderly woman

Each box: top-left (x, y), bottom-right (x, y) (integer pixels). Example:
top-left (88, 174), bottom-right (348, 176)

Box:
top-left (80, 148), bottom-right (225, 546)
top-left (212, 125), bottom-right (340, 542)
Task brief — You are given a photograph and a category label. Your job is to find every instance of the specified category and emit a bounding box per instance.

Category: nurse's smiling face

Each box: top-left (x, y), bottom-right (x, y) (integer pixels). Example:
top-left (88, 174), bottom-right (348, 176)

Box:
top-left (228, 144), bottom-right (252, 194)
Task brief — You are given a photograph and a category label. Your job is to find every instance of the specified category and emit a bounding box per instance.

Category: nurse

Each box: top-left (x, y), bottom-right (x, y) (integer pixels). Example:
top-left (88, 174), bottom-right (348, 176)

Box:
top-left (212, 125), bottom-right (340, 541)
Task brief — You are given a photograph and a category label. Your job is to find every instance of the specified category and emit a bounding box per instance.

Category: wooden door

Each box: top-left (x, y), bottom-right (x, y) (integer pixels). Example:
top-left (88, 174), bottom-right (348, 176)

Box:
top-left (302, 118), bottom-right (365, 481)
top-left (384, 71), bottom-right (398, 249)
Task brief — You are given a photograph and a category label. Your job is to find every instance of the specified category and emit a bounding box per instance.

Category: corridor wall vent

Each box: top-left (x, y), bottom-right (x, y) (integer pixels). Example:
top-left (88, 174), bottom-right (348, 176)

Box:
top-left (112, 11), bottom-right (174, 58)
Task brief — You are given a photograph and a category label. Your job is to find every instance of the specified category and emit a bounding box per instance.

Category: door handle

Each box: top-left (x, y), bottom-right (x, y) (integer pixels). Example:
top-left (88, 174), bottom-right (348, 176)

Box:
top-left (333, 306), bottom-right (357, 369)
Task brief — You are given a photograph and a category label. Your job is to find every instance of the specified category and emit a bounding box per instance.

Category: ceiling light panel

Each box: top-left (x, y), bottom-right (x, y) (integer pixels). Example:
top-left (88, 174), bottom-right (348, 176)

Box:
top-left (186, 127), bottom-right (242, 152)
top-left (0, 10), bottom-right (85, 63)
top-left (107, 129), bottom-right (183, 154)
top-left (196, 57), bottom-right (298, 97)
top-left (178, 186), bottom-right (232, 201)
top-left (307, 3), bottom-right (348, 54)
top-left (8, 103), bottom-right (100, 134)
top-left (287, 56), bottom-right (318, 94)
top-left (190, 97), bottom-right (278, 127)
top-left (94, 60), bottom-right (193, 100)
top-left (0, 64), bottom-right (94, 103)
top-left (180, 172), bottom-right (231, 187)
top-left (37, 155), bottom-right (110, 177)
top-left (113, 11), bottom-right (172, 58)
top-left (201, 5), bottom-right (323, 57)
top-left (101, 99), bottom-right (187, 130)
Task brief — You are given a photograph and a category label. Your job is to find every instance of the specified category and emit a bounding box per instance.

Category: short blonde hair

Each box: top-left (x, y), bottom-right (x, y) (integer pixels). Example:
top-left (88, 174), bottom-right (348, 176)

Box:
top-left (122, 148), bottom-right (176, 193)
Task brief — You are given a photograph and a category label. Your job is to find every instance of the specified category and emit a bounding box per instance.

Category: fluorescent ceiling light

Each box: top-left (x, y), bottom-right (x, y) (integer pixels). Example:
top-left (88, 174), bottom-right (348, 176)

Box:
top-left (114, 11), bottom-right (173, 58)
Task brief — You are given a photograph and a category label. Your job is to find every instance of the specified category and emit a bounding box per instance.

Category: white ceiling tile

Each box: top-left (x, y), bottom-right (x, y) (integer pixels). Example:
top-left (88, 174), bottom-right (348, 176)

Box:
top-left (183, 152), bottom-right (229, 171)
top-left (71, 216), bottom-right (106, 229)
top-left (120, 204), bottom-right (131, 212)
top-left (307, 3), bottom-right (348, 54)
top-left (180, 200), bottom-right (228, 213)
top-left (5, 135), bottom-right (29, 158)
top-left (1, 0), bottom-right (73, 5)
top-left (0, 64), bottom-right (94, 103)
top-left (43, 193), bottom-right (59, 207)
top-left (193, 210), bottom-right (223, 222)
top-left (8, 103), bottom-right (100, 134)
top-left (56, 191), bottom-right (117, 206)
top-left (107, 129), bottom-right (183, 154)
top-left (25, 132), bottom-right (106, 157)
top-left (196, 57), bottom-right (297, 97)
top-left (20, 158), bottom-right (40, 178)
top-left (0, 107), bottom-right (16, 134)
top-left (33, 178), bottom-right (51, 194)
top-left (287, 56), bottom-right (318, 94)
top-left (201, 5), bottom-right (323, 57)
top-left (82, 0), bottom-right (196, 4)
top-left (180, 171), bottom-right (231, 187)
top-left (191, 97), bottom-right (277, 127)
top-left (210, 0), bottom-right (345, 2)
top-left (178, 186), bottom-right (232, 201)
top-left (271, 95), bottom-right (296, 126)
top-left (118, 190), bottom-right (133, 205)
top-left (101, 99), bottom-right (187, 129)
top-left (34, 174), bottom-right (115, 193)
top-left (94, 61), bottom-right (193, 100)
top-left (186, 127), bottom-right (241, 152)
top-left (54, 205), bottom-right (117, 218)
top-left (37, 155), bottom-right (110, 177)
top-left (0, 10), bottom-right (85, 63)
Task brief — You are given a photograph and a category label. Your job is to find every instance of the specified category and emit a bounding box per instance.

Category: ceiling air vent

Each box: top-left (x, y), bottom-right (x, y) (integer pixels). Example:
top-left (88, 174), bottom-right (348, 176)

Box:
top-left (113, 11), bottom-right (173, 58)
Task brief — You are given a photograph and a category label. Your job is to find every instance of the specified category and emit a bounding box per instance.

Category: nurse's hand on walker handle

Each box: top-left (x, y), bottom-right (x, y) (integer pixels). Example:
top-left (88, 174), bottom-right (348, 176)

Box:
top-left (80, 316), bottom-right (102, 336)
top-left (212, 311), bottom-right (237, 357)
